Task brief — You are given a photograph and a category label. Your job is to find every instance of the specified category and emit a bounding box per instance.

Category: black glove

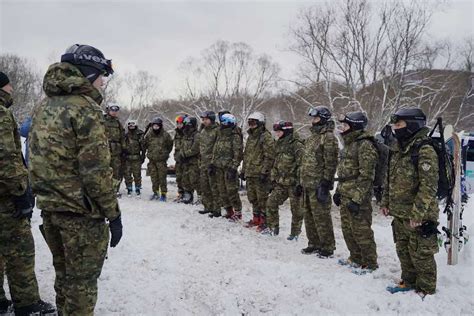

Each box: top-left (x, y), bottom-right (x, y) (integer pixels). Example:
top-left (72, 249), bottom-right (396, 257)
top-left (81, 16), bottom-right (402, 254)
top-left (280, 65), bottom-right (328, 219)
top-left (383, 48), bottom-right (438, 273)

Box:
top-left (317, 179), bottom-right (331, 203)
top-left (293, 184), bottom-right (303, 197)
top-left (417, 220), bottom-right (440, 238)
top-left (109, 215), bottom-right (123, 248)
top-left (208, 164), bottom-right (216, 176)
top-left (259, 173), bottom-right (269, 184)
top-left (239, 172), bottom-right (246, 181)
top-left (374, 186), bottom-right (383, 204)
top-left (333, 192), bottom-right (341, 206)
top-left (226, 168), bottom-right (237, 181)
top-left (12, 187), bottom-right (34, 220)
top-left (347, 200), bottom-right (360, 215)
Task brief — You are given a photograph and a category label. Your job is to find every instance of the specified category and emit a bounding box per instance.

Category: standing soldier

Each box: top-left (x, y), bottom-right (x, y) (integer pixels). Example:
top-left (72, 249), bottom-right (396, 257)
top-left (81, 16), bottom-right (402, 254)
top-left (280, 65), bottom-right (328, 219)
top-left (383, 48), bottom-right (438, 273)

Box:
top-left (333, 111), bottom-right (378, 269)
top-left (104, 104), bottom-right (126, 197)
top-left (261, 121), bottom-right (304, 238)
top-left (179, 116), bottom-right (200, 204)
top-left (382, 108), bottom-right (439, 297)
top-left (197, 111), bottom-right (220, 217)
top-left (173, 115), bottom-right (187, 202)
top-left (300, 107), bottom-right (338, 256)
top-left (210, 113), bottom-right (243, 220)
top-left (241, 112), bottom-right (274, 228)
top-left (29, 45), bottom-right (122, 316)
top-left (124, 119), bottom-right (145, 197)
top-left (143, 117), bottom-right (173, 201)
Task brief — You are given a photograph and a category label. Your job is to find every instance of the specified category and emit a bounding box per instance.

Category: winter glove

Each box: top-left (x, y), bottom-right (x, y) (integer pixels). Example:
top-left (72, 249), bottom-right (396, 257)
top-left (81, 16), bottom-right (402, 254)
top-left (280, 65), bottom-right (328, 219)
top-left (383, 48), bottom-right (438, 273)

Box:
top-left (259, 173), bottom-right (269, 184)
top-left (109, 215), bottom-right (123, 248)
top-left (316, 179), bottom-right (331, 203)
top-left (347, 200), bottom-right (360, 215)
top-left (226, 168), bottom-right (237, 181)
top-left (11, 187), bottom-right (34, 220)
top-left (416, 220), bottom-right (440, 238)
top-left (239, 172), bottom-right (246, 181)
top-left (373, 186), bottom-right (383, 204)
top-left (293, 184), bottom-right (303, 197)
top-left (208, 164), bottom-right (216, 176)
top-left (333, 192), bottom-right (341, 206)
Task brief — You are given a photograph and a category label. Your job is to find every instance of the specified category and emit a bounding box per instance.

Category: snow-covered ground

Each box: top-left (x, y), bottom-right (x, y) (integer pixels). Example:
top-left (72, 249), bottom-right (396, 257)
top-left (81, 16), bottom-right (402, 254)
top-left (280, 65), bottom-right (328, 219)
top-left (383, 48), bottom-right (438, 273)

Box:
top-left (16, 173), bottom-right (474, 315)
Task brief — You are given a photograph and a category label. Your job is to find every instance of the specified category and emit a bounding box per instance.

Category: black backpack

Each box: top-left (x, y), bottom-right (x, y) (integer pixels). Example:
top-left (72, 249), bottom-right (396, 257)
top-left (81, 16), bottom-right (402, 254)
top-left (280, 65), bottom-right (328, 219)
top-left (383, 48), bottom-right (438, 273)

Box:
top-left (410, 118), bottom-right (455, 200)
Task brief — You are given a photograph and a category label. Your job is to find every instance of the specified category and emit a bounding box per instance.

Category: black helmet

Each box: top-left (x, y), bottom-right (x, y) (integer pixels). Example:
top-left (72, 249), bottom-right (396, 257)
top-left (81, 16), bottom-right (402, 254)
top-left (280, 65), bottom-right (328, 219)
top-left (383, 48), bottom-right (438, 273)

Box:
top-left (183, 116), bottom-right (197, 128)
top-left (390, 107), bottom-right (426, 134)
top-left (200, 111), bottom-right (216, 123)
top-left (61, 44), bottom-right (114, 83)
top-left (308, 106), bottom-right (331, 121)
top-left (151, 117), bottom-right (163, 126)
top-left (339, 111), bottom-right (368, 132)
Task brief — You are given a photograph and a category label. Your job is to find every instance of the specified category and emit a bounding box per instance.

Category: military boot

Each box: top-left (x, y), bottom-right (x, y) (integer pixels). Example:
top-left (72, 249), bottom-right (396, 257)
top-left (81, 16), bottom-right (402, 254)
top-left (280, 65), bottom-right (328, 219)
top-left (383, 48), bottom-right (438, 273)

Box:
top-left (181, 191), bottom-right (193, 204)
top-left (159, 192), bottom-right (167, 202)
top-left (127, 186), bottom-right (133, 196)
top-left (223, 207), bottom-right (234, 219)
top-left (229, 210), bottom-right (242, 222)
top-left (135, 186), bottom-right (141, 196)
top-left (0, 299), bottom-right (12, 314)
top-left (14, 300), bottom-right (57, 316)
top-left (244, 213), bottom-right (260, 228)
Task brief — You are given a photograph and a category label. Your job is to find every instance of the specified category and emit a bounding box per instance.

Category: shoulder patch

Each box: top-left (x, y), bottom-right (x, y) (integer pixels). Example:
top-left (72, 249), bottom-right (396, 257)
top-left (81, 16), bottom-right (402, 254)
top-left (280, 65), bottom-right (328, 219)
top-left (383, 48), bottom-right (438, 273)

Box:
top-left (421, 162), bottom-right (431, 171)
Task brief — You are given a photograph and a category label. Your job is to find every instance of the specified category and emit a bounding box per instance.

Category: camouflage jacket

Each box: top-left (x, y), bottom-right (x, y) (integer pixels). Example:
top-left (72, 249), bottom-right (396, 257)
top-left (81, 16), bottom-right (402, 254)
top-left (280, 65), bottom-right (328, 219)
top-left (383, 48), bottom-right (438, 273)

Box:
top-left (0, 90), bottom-right (28, 213)
top-left (124, 128), bottom-right (145, 161)
top-left (181, 126), bottom-right (200, 165)
top-left (212, 125), bottom-right (243, 170)
top-left (174, 128), bottom-right (185, 162)
top-left (29, 62), bottom-right (119, 220)
top-left (242, 125), bottom-right (275, 177)
top-left (104, 114), bottom-right (125, 157)
top-left (381, 127), bottom-right (439, 222)
top-left (336, 130), bottom-right (378, 205)
top-left (143, 128), bottom-right (173, 162)
top-left (300, 121), bottom-right (338, 188)
top-left (271, 132), bottom-right (303, 187)
top-left (199, 123), bottom-right (218, 167)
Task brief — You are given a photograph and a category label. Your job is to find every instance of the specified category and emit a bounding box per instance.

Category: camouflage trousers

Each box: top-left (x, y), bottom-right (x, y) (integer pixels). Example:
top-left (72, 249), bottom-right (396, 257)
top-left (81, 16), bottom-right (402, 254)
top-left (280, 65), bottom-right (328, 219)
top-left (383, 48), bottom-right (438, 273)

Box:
top-left (181, 161), bottom-right (200, 194)
top-left (42, 212), bottom-right (109, 316)
top-left (0, 213), bottom-right (40, 307)
top-left (266, 184), bottom-right (303, 236)
top-left (175, 162), bottom-right (184, 195)
top-left (339, 198), bottom-right (377, 269)
top-left (392, 217), bottom-right (438, 294)
top-left (215, 167), bottom-right (242, 211)
top-left (110, 154), bottom-right (124, 192)
top-left (303, 188), bottom-right (336, 253)
top-left (246, 177), bottom-right (270, 216)
top-left (124, 159), bottom-right (142, 188)
top-left (200, 167), bottom-right (219, 212)
top-left (148, 160), bottom-right (168, 194)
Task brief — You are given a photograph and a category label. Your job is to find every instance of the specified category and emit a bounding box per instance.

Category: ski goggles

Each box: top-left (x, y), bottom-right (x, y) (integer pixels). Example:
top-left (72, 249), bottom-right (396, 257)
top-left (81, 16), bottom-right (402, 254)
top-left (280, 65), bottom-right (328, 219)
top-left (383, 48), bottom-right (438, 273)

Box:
top-left (108, 105), bottom-right (120, 112)
top-left (273, 120), bottom-right (293, 131)
top-left (390, 114), bottom-right (426, 124)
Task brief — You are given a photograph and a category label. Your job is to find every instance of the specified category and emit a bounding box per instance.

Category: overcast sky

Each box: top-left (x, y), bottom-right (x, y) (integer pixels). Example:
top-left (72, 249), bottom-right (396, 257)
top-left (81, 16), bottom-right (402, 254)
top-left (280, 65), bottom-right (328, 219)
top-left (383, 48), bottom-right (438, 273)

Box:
top-left (1, 0), bottom-right (473, 99)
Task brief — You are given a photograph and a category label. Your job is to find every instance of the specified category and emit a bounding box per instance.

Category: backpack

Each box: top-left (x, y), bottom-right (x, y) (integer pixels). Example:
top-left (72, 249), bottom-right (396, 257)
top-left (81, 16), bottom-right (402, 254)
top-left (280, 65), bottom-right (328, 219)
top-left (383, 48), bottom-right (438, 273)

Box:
top-left (410, 118), bottom-right (455, 200)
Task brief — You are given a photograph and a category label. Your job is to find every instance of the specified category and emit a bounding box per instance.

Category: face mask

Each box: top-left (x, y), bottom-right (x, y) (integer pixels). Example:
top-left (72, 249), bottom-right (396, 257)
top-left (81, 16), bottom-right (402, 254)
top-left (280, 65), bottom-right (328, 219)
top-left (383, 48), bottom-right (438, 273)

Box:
top-left (393, 127), bottom-right (412, 142)
top-left (2, 93), bottom-right (13, 108)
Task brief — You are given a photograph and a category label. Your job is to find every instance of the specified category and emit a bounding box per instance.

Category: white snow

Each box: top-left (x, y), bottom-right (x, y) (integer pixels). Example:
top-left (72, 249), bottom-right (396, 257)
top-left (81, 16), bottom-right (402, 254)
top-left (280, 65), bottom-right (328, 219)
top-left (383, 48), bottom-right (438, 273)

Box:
top-left (15, 173), bottom-right (474, 315)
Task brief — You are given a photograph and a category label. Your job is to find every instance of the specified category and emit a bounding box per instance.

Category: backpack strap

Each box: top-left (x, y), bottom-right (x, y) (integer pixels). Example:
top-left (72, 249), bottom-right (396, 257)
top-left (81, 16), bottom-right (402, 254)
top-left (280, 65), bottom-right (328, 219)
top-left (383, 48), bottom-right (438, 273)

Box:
top-left (410, 139), bottom-right (433, 172)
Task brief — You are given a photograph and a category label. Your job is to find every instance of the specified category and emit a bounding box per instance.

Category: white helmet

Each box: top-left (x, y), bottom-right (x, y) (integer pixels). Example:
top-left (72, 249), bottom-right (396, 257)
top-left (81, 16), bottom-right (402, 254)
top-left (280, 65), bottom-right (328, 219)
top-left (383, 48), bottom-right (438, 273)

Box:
top-left (248, 111), bottom-right (265, 123)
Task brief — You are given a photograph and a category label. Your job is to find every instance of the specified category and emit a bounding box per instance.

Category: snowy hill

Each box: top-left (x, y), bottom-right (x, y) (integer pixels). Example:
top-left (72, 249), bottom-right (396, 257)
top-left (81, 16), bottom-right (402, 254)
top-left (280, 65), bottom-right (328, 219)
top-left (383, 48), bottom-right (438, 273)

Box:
top-left (22, 173), bottom-right (474, 315)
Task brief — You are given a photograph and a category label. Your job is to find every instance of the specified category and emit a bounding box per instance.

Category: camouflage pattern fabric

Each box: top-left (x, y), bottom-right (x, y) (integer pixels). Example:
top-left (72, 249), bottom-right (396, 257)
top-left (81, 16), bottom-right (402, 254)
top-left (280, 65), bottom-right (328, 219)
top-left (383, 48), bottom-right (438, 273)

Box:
top-left (0, 214), bottom-right (40, 308)
top-left (143, 128), bottom-right (173, 194)
top-left (212, 126), bottom-right (243, 211)
top-left (124, 128), bottom-right (144, 188)
top-left (382, 127), bottom-right (439, 293)
top-left (147, 161), bottom-right (169, 194)
top-left (336, 130), bottom-right (378, 268)
top-left (266, 184), bottom-right (303, 236)
top-left (301, 122), bottom-right (338, 253)
top-left (242, 125), bottom-right (274, 215)
top-left (181, 126), bottom-right (200, 194)
top-left (104, 114), bottom-right (126, 192)
top-left (42, 212), bottom-right (108, 315)
top-left (174, 128), bottom-right (185, 195)
top-left (199, 123), bottom-right (219, 211)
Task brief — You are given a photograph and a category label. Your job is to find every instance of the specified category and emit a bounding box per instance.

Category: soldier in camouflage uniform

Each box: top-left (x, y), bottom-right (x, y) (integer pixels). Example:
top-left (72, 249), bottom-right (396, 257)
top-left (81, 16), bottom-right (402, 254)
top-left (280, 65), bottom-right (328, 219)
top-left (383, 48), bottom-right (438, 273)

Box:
top-left (210, 113), bottom-right (243, 220)
top-left (0, 72), bottom-right (56, 315)
top-left (261, 121), bottom-right (304, 237)
top-left (300, 107), bottom-right (338, 257)
top-left (197, 111), bottom-right (220, 217)
top-left (179, 116), bottom-right (200, 204)
top-left (104, 104), bottom-right (126, 196)
top-left (143, 117), bottom-right (173, 201)
top-left (29, 45), bottom-right (122, 316)
top-left (333, 111), bottom-right (378, 268)
top-left (173, 115), bottom-right (187, 202)
top-left (124, 120), bottom-right (145, 196)
top-left (382, 108), bottom-right (439, 296)
top-left (241, 112), bottom-right (274, 228)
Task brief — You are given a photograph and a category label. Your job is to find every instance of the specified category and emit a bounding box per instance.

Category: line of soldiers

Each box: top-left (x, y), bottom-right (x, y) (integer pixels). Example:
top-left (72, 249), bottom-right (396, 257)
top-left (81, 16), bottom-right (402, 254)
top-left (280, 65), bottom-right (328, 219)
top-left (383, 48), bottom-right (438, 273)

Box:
top-left (0, 42), bottom-right (441, 316)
